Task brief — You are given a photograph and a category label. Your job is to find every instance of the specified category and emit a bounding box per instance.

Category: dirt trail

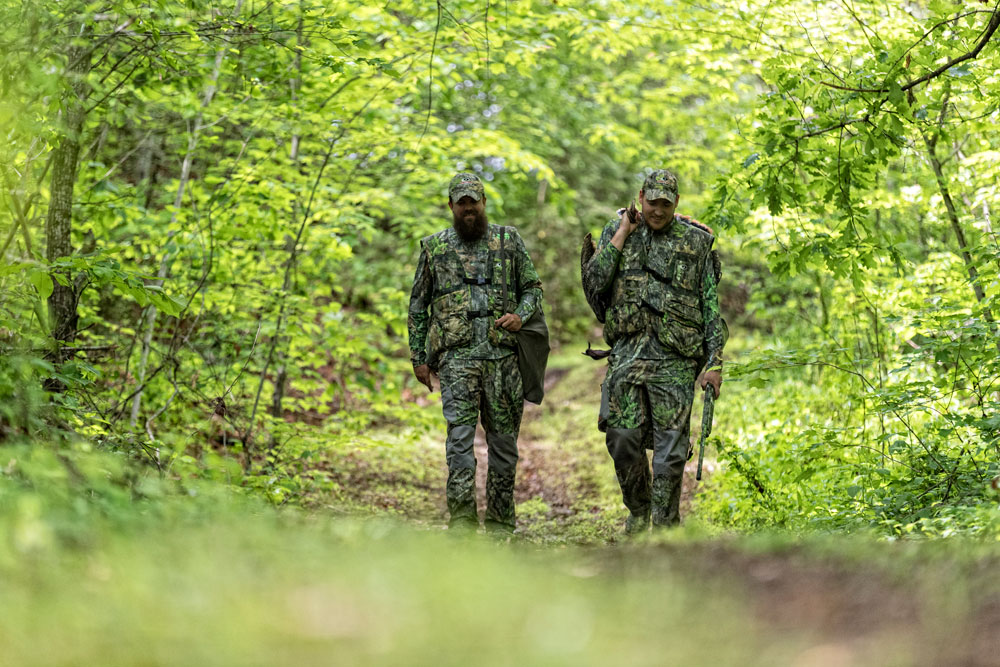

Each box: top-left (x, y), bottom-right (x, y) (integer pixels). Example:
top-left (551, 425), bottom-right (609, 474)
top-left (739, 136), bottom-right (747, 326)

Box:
top-left (474, 365), bottom-right (1000, 666)
top-left (629, 542), bottom-right (1000, 667)
top-left (474, 362), bottom-right (703, 525)
top-left (326, 365), bottom-right (999, 666)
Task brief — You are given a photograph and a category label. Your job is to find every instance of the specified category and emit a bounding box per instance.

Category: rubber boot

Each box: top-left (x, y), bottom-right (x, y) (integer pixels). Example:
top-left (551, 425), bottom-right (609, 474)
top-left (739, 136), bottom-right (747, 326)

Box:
top-left (651, 429), bottom-right (686, 527)
top-left (607, 428), bottom-right (651, 532)
top-left (484, 468), bottom-right (516, 533)
top-left (446, 467), bottom-right (478, 529)
top-left (651, 475), bottom-right (683, 526)
top-left (484, 432), bottom-right (518, 533)
top-left (445, 423), bottom-right (478, 529)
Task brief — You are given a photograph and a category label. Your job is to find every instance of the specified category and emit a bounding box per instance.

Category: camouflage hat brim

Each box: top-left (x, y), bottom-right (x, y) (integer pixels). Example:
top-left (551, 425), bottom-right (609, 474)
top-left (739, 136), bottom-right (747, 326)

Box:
top-left (643, 187), bottom-right (676, 204)
top-left (450, 185), bottom-right (483, 202)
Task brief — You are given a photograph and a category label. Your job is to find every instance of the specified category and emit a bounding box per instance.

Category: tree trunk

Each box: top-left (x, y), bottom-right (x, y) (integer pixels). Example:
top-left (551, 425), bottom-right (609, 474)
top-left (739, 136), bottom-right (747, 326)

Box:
top-left (45, 39), bottom-right (91, 350)
top-left (927, 151), bottom-right (988, 309)
top-left (270, 10), bottom-right (305, 420)
top-left (919, 89), bottom-right (994, 325)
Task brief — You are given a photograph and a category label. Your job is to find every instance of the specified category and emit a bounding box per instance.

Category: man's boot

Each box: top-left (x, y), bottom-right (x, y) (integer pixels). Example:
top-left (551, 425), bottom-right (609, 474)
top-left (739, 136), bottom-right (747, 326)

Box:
top-left (651, 429), bottom-right (686, 527)
top-left (484, 432), bottom-right (519, 533)
top-left (446, 467), bottom-right (478, 530)
top-left (651, 474), bottom-right (683, 526)
top-left (607, 428), bottom-right (651, 533)
top-left (484, 467), bottom-right (516, 533)
top-left (445, 423), bottom-right (478, 529)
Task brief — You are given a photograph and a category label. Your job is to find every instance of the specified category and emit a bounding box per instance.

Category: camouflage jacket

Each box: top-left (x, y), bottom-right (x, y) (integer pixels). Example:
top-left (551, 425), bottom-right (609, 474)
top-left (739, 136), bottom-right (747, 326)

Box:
top-left (409, 224), bottom-right (543, 368)
top-left (582, 214), bottom-right (724, 370)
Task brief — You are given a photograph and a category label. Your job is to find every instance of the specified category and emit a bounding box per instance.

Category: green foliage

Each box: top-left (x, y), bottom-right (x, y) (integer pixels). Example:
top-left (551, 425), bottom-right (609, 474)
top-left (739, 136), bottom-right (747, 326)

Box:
top-left (0, 494), bottom-right (836, 665)
top-left (696, 329), bottom-right (1000, 537)
top-left (1, 0), bottom-right (999, 541)
top-left (2, 0), bottom-right (762, 467)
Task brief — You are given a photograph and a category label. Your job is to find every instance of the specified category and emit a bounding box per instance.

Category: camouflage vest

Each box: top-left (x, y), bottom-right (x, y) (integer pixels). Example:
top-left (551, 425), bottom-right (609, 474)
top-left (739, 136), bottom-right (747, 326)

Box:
top-left (424, 225), bottom-right (517, 362)
top-left (604, 218), bottom-right (714, 358)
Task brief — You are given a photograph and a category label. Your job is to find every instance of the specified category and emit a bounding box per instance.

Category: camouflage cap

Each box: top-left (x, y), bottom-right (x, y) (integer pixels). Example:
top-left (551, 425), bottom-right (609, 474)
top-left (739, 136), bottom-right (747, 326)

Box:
top-left (448, 172), bottom-right (485, 202)
top-left (642, 169), bottom-right (678, 204)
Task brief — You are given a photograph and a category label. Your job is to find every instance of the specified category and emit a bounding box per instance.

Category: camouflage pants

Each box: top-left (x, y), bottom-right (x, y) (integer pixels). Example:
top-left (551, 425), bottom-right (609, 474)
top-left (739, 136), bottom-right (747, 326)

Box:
top-left (439, 354), bottom-right (523, 530)
top-left (603, 355), bottom-right (697, 527)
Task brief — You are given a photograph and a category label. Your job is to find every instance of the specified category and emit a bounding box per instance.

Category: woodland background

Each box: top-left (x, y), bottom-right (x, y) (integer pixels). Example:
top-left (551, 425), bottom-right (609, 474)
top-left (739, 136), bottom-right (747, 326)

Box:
top-left (1, 1), bottom-right (999, 663)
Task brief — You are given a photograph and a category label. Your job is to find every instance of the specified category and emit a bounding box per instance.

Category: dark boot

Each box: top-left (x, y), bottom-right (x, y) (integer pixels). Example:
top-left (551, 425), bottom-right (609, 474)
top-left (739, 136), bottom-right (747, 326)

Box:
top-left (484, 431), bottom-right (519, 532)
top-left (651, 474), bottom-right (683, 526)
top-left (607, 428), bottom-right (651, 530)
top-left (446, 467), bottom-right (477, 529)
top-left (445, 423), bottom-right (478, 528)
top-left (651, 429), bottom-right (686, 527)
top-left (624, 511), bottom-right (650, 535)
top-left (484, 467), bottom-right (516, 532)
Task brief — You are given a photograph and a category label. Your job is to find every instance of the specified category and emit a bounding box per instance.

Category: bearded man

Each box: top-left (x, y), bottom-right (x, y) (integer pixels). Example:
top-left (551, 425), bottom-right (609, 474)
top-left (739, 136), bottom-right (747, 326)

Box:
top-left (408, 172), bottom-right (543, 533)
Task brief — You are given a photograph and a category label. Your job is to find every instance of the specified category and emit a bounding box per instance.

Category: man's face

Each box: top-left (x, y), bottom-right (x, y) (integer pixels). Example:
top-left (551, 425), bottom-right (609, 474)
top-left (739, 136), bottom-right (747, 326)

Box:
top-left (639, 190), bottom-right (678, 231)
top-left (449, 195), bottom-right (488, 241)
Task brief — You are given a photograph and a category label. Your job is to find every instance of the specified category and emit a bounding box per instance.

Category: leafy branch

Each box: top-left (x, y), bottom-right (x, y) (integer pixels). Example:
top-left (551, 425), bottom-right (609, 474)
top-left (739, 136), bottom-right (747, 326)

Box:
top-left (821, 7), bottom-right (1000, 94)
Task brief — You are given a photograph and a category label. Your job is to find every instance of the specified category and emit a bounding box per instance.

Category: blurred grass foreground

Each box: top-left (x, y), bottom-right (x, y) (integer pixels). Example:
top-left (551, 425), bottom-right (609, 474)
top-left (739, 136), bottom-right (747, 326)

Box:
top-left (0, 445), bottom-right (869, 666)
top-left (0, 481), bottom-right (777, 665)
top-left (2, 357), bottom-right (998, 665)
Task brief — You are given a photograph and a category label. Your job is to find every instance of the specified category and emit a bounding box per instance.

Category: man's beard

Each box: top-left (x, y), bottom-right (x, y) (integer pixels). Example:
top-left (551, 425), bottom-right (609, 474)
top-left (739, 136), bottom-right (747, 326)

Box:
top-left (453, 209), bottom-right (488, 241)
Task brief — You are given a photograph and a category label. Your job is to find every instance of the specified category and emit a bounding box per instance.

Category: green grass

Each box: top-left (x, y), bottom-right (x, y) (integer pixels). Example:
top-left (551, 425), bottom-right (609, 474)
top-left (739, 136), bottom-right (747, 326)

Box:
top-left (0, 461), bottom-right (787, 667)
top-left (0, 497), bottom-right (824, 666)
top-left (3, 442), bottom-right (996, 665)
top-left (3, 349), bottom-right (998, 665)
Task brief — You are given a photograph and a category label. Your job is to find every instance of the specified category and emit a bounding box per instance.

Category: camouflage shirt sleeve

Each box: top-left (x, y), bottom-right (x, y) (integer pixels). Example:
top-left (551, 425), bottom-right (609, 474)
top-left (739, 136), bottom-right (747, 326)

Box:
top-left (511, 229), bottom-right (543, 321)
top-left (407, 240), bottom-right (433, 367)
top-left (702, 254), bottom-right (724, 372)
top-left (582, 220), bottom-right (622, 296)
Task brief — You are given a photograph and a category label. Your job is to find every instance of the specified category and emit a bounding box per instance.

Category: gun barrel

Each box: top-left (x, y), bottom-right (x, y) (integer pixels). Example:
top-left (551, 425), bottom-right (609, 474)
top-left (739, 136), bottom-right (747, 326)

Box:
top-left (695, 388), bottom-right (715, 481)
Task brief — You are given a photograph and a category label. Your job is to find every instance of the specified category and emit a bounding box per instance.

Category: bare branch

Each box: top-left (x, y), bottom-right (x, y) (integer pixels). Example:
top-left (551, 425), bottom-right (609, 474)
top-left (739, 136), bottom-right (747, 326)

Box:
top-left (418, 1), bottom-right (443, 146)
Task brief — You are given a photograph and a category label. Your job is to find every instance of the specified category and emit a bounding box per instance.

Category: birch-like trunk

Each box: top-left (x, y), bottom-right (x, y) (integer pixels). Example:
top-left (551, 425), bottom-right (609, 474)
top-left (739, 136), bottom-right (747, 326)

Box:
top-left (46, 37), bottom-right (91, 351)
top-left (269, 12), bottom-right (305, 420)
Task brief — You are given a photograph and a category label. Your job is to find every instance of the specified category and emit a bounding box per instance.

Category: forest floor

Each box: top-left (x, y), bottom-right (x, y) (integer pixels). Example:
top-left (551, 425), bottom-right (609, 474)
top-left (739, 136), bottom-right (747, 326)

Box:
top-left (2, 354), bottom-right (998, 665)
top-left (314, 351), bottom-right (1000, 666)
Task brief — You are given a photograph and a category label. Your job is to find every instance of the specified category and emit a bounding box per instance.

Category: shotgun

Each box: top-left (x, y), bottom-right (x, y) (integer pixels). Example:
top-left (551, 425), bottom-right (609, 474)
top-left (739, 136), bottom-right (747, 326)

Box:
top-left (695, 386), bottom-right (715, 481)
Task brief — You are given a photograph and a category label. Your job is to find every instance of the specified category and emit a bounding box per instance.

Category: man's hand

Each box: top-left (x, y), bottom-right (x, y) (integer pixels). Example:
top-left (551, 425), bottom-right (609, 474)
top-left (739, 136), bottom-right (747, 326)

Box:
top-left (611, 200), bottom-right (641, 251)
top-left (495, 313), bottom-right (523, 332)
top-left (698, 369), bottom-right (722, 399)
top-left (414, 364), bottom-right (435, 392)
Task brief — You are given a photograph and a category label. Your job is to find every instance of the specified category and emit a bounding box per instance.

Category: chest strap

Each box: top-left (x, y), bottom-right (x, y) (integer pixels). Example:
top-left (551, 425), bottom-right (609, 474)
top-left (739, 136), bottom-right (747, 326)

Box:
top-left (619, 264), bottom-right (671, 284)
top-left (645, 263), bottom-right (671, 285)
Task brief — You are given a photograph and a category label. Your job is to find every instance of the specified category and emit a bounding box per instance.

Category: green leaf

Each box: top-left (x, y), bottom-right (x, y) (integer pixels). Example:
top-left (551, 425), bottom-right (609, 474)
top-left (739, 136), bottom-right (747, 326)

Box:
top-left (886, 81), bottom-right (904, 108)
top-left (149, 292), bottom-right (182, 317)
top-left (27, 268), bottom-right (54, 300)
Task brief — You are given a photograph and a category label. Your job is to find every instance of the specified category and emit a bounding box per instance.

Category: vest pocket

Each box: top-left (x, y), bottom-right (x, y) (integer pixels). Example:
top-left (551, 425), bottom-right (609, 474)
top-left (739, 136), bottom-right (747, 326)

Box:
top-left (488, 323), bottom-right (516, 349)
top-left (656, 292), bottom-right (704, 358)
top-left (487, 289), bottom-right (517, 349)
top-left (642, 278), bottom-right (670, 316)
top-left (604, 300), bottom-right (643, 344)
top-left (672, 251), bottom-right (701, 293)
top-left (429, 292), bottom-right (473, 358)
